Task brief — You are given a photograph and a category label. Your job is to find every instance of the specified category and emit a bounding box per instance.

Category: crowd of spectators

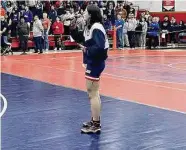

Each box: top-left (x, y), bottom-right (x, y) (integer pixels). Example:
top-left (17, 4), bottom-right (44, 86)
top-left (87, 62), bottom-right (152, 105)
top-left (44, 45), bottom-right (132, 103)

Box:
top-left (1, 0), bottom-right (186, 54)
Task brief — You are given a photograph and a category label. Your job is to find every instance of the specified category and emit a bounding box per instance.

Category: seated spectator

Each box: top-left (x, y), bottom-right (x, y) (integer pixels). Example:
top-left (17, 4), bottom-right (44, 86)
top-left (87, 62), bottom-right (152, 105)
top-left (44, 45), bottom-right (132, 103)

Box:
top-left (52, 16), bottom-right (64, 51)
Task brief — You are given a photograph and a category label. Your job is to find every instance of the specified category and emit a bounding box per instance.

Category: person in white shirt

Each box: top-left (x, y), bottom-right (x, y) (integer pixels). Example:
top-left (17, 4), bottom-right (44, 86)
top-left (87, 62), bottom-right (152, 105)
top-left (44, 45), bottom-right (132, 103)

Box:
top-left (33, 15), bottom-right (44, 54)
top-left (126, 14), bottom-right (137, 49)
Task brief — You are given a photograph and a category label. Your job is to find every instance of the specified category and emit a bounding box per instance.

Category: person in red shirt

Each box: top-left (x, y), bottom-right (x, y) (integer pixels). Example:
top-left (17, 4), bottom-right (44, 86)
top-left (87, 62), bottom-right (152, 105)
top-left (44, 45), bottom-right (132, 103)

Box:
top-left (0, 5), bottom-right (5, 17)
top-left (52, 16), bottom-right (64, 51)
top-left (42, 13), bottom-right (51, 52)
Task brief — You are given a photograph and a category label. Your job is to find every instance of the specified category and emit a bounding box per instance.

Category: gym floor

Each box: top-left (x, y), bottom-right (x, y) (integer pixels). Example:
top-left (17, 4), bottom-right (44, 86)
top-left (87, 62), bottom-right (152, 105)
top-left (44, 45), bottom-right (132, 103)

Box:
top-left (1, 50), bottom-right (186, 150)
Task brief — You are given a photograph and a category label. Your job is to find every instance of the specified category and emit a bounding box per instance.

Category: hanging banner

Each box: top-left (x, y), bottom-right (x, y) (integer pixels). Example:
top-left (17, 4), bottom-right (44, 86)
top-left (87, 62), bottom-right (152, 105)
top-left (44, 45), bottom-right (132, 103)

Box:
top-left (162, 0), bottom-right (175, 12)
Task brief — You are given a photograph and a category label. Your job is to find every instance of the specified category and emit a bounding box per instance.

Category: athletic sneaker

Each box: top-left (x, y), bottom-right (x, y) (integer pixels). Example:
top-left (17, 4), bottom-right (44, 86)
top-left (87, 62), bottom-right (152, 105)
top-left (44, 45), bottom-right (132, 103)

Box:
top-left (81, 122), bottom-right (101, 134)
top-left (83, 120), bottom-right (93, 127)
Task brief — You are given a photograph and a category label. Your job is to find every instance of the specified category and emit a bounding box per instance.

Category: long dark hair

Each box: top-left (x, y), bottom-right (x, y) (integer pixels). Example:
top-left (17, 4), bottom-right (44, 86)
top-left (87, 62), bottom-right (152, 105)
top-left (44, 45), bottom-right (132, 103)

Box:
top-left (87, 5), bottom-right (103, 29)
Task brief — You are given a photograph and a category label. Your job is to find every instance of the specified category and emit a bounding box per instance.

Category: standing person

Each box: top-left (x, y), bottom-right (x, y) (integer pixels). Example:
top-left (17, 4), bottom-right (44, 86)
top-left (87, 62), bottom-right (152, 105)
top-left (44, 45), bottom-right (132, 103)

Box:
top-left (33, 15), bottom-right (43, 54)
top-left (52, 16), bottom-right (64, 51)
top-left (17, 17), bottom-right (30, 55)
top-left (140, 17), bottom-right (148, 48)
top-left (126, 14), bottom-right (137, 49)
top-left (70, 5), bottom-right (109, 134)
top-left (42, 13), bottom-right (51, 52)
top-left (147, 17), bottom-right (159, 49)
top-left (115, 14), bottom-right (124, 49)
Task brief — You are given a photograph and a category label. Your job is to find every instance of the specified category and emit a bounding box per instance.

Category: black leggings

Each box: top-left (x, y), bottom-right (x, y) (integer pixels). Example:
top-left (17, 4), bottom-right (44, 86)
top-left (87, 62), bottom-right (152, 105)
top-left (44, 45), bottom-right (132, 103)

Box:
top-left (148, 35), bottom-right (159, 49)
top-left (127, 31), bottom-right (135, 48)
top-left (54, 34), bottom-right (62, 50)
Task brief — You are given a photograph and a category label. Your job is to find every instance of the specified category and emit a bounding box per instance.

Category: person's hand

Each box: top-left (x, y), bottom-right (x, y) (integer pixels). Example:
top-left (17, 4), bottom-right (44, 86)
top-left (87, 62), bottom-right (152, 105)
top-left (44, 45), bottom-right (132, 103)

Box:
top-left (78, 43), bottom-right (86, 52)
top-left (69, 18), bottom-right (77, 30)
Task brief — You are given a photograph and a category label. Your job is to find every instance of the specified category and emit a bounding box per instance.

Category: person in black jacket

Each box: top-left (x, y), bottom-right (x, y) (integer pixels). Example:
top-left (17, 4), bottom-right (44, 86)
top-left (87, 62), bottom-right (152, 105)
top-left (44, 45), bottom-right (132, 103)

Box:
top-left (17, 17), bottom-right (30, 54)
top-left (161, 16), bottom-right (170, 46)
top-left (70, 5), bottom-right (109, 134)
top-left (169, 17), bottom-right (177, 44)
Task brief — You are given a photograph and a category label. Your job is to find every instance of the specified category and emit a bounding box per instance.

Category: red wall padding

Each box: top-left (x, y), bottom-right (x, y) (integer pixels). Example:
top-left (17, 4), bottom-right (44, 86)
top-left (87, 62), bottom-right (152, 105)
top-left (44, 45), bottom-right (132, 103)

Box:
top-left (150, 12), bottom-right (186, 22)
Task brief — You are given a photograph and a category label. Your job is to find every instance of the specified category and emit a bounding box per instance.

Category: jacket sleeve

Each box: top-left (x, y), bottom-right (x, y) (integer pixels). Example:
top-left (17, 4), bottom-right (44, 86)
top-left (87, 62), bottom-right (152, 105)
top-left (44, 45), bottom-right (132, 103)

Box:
top-left (86, 29), bottom-right (106, 57)
top-left (70, 27), bottom-right (85, 44)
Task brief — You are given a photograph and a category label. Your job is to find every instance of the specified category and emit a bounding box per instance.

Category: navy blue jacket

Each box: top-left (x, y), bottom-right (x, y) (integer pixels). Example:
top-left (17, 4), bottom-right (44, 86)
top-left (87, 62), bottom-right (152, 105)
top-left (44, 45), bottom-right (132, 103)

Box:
top-left (71, 23), bottom-right (109, 65)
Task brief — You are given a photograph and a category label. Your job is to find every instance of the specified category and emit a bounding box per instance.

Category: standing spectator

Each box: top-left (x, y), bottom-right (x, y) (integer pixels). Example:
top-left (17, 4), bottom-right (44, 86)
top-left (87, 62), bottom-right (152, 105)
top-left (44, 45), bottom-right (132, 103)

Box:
top-left (42, 13), bottom-right (51, 52)
top-left (17, 17), bottom-right (30, 55)
top-left (6, 1), bottom-right (13, 17)
top-left (128, 3), bottom-right (136, 17)
top-left (144, 11), bottom-right (150, 21)
top-left (105, 1), bottom-right (115, 25)
top-left (161, 16), bottom-right (170, 46)
top-left (23, 6), bottom-right (33, 26)
top-left (0, 4), bottom-right (6, 17)
top-left (147, 16), bottom-right (153, 26)
top-left (103, 14), bottom-right (112, 31)
top-left (115, 14), bottom-right (124, 49)
top-left (123, 19), bottom-right (130, 47)
top-left (25, 0), bottom-right (36, 15)
top-left (116, 3), bottom-right (127, 20)
top-left (43, 0), bottom-right (51, 13)
top-left (124, 2), bottom-right (131, 16)
top-left (169, 17), bottom-right (177, 44)
top-left (19, 4), bottom-right (26, 18)
top-left (52, 16), bottom-right (64, 51)
top-left (126, 14), bottom-right (137, 49)
top-left (178, 20), bottom-right (185, 33)
top-left (48, 5), bottom-right (57, 24)
top-left (62, 9), bottom-right (74, 35)
top-left (35, 1), bottom-right (43, 19)
top-left (0, 16), bottom-right (9, 47)
top-left (33, 15), bottom-right (44, 54)
top-left (75, 10), bottom-right (86, 31)
top-left (147, 17), bottom-right (159, 49)
top-left (135, 19), bottom-right (142, 47)
top-left (140, 17), bottom-right (148, 47)
top-left (4, 14), bottom-right (11, 38)
top-left (10, 6), bottom-right (20, 37)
